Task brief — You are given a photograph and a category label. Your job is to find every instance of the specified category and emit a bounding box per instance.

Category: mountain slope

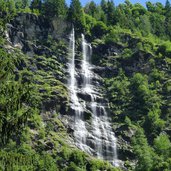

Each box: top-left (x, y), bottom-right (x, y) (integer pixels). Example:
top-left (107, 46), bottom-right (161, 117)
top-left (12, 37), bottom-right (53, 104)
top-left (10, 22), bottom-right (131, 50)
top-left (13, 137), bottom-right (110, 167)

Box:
top-left (0, 13), bottom-right (118, 171)
top-left (0, 1), bottom-right (171, 169)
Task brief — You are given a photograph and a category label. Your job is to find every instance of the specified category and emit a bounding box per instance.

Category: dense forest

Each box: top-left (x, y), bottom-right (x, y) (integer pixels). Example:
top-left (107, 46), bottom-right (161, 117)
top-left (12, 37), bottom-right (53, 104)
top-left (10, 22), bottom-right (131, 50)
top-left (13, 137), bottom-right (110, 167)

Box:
top-left (0, 0), bottom-right (171, 170)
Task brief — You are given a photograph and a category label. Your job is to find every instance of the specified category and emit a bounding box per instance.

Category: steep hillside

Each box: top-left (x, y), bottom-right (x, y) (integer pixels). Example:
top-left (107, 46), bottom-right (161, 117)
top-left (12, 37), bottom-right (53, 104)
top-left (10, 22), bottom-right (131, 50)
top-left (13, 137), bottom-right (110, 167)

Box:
top-left (0, 0), bottom-right (171, 170)
top-left (0, 13), bottom-right (118, 170)
top-left (91, 29), bottom-right (171, 170)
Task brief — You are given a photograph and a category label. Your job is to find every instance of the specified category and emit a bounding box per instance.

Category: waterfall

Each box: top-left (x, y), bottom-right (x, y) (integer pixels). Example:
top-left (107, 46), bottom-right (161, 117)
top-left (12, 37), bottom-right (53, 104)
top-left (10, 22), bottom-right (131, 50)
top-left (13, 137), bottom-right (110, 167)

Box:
top-left (81, 34), bottom-right (118, 166)
top-left (68, 30), bottom-right (119, 166)
top-left (68, 28), bottom-right (82, 112)
top-left (68, 28), bottom-right (89, 152)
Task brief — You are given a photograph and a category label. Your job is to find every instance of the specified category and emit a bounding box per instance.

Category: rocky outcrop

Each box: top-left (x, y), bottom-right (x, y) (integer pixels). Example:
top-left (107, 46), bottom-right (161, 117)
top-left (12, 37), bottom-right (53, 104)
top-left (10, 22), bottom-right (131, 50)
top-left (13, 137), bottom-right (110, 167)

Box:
top-left (6, 13), bottom-right (69, 55)
top-left (92, 37), bottom-right (154, 77)
top-left (120, 51), bottom-right (153, 75)
top-left (5, 13), bottom-right (70, 117)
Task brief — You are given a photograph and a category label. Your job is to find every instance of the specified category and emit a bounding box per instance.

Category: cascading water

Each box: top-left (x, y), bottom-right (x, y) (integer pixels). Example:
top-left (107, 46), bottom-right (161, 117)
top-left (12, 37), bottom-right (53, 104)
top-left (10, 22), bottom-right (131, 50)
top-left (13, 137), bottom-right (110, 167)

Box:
top-left (68, 30), bottom-right (118, 166)
top-left (81, 34), bottom-right (118, 165)
top-left (68, 28), bottom-right (88, 151)
top-left (68, 28), bottom-right (83, 112)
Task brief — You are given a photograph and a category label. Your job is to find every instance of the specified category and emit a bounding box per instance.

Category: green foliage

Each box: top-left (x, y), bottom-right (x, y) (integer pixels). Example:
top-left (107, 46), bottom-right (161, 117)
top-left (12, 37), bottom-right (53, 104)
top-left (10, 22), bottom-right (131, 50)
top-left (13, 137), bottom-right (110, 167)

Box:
top-left (101, 24), bottom-right (170, 168)
top-left (122, 48), bottom-right (133, 59)
top-left (69, 150), bottom-right (86, 166)
top-left (157, 41), bottom-right (171, 56)
top-left (105, 0), bottom-right (116, 25)
top-left (42, 0), bottom-right (67, 18)
top-left (87, 158), bottom-right (119, 171)
top-left (0, 0), bottom-right (171, 41)
top-left (84, 14), bottom-right (96, 35)
top-left (0, 151), bottom-right (59, 170)
top-left (105, 70), bottom-right (130, 115)
top-left (0, 48), bottom-right (34, 145)
top-left (15, 0), bottom-right (29, 9)
top-left (151, 134), bottom-right (171, 170)
top-left (139, 15), bottom-right (151, 36)
top-left (65, 162), bottom-right (85, 171)
top-left (132, 128), bottom-right (154, 171)
top-left (0, 0), bottom-right (16, 25)
top-left (91, 21), bottom-right (108, 39)
top-left (1, 0), bottom-right (171, 170)
top-left (30, 0), bottom-right (42, 14)
top-left (68, 0), bottom-right (85, 33)
top-left (84, 1), bottom-right (97, 18)
top-left (154, 133), bottom-right (171, 157)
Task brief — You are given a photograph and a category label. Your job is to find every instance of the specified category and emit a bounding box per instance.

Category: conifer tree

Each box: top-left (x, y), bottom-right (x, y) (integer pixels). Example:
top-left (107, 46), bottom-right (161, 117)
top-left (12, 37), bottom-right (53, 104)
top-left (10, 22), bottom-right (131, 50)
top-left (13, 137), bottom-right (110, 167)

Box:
top-left (165, 0), bottom-right (171, 11)
top-left (165, 0), bottom-right (171, 39)
top-left (30, 0), bottom-right (42, 13)
top-left (14, 0), bottom-right (23, 10)
top-left (101, 0), bottom-right (107, 13)
top-left (68, 0), bottom-right (85, 32)
top-left (42, 0), bottom-right (67, 18)
top-left (106, 0), bottom-right (116, 25)
top-left (84, 1), bottom-right (97, 17)
top-left (22, 0), bottom-right (30, 8)
top-left (7, 0), bottom-right (16, 13)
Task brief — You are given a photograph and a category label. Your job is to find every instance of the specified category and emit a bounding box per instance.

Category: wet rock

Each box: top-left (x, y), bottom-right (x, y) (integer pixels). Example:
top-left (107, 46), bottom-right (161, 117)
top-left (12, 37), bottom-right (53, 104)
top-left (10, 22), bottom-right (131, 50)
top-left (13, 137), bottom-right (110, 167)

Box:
top-left (45, 141), bottom-right (54, 150)
top-left (83, 110), bottom-right (92, 120)
top-left (115, 124), bottom-right (136, 142)
top-left (67, 127), bottom-right (74, 134)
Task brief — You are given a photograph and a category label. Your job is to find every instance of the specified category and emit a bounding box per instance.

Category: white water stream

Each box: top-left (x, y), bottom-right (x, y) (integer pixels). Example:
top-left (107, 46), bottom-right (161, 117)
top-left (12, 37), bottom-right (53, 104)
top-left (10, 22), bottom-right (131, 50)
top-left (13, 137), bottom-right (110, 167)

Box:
top-left (68, 28), bottom-right (88, 151)
top-left (68, 29), bottom-right (118, 166)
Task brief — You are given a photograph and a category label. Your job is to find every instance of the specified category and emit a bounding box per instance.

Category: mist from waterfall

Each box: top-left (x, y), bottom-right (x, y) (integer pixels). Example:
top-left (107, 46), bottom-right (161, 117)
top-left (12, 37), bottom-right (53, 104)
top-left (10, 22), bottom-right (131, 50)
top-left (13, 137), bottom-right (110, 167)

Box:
top-left (68, 29), bottom-right (118, 166)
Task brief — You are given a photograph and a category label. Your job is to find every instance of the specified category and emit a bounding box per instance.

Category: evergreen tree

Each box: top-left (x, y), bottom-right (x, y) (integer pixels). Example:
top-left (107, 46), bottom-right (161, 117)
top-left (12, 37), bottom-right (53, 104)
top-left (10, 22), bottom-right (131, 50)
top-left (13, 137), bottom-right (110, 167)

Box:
top-left (154, 133), bottom-right (171, 157)
top-left (146, 1), bottom-right (155, 12)
top-left (84, 1), bottom-right (97, 17)
top-left (106, 0), bottom-right (116, 25)
top-left (132, 128), bottom-right (154, 171)
top-left (7, 0), bottom-right (16, 13)
top-left (165, 13), bottom-right (171, 39)
top-left (101, 0), bottom-right (107, 13)
top-left (0, 0), bottom-right (5, 12)
top-left (139, 15), bottom-right (151, 36)
top-left (150, 13), bottom-right (165, 37)
top-left (42, 0), bottom-right (67, 18)
top-left (68, 0), bottom-right (85, 32)
top-left (22, 0), bottom-right (30, 8)
top-left (165, 0), bottom-right (171, 11)
top-left (14, 0), bottom-right (23, 10)
top-left (0, 48), bottom-right (32, 145)
top-left (30, 0), bottom-right (42, 13)
top-left (164, 0), bottom-right (171, 39)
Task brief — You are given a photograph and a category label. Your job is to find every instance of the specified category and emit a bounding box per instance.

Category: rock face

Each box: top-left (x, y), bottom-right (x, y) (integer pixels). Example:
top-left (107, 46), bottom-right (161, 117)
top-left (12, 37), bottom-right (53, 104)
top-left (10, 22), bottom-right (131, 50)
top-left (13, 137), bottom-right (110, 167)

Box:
top-left (6, 13), bottom-right (70, 116)
top-left (10, 13), bottom-right (50, 41)
top-left (6, 13), bottom-right (69, 55)
top-left (7, 13), bottom-right (49, 52)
